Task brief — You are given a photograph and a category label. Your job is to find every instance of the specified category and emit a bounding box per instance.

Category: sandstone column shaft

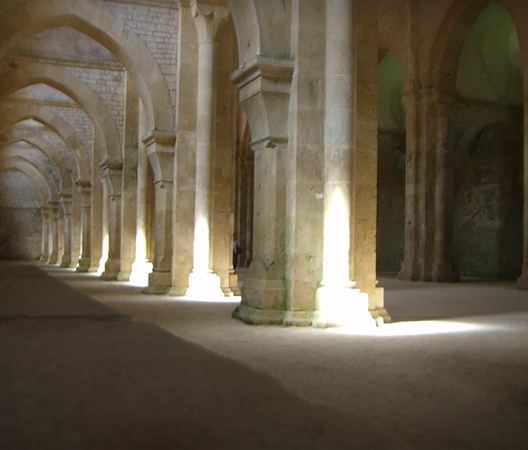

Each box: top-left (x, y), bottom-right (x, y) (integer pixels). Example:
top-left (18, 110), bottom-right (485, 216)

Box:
top-left (77, 182), bottom-right (92, 272)
top-left (40, 207), bottom-right (50, 262)
top-left (432, 88), bottom-right (457, 282)
top-left (322, 0), bottom-right (354, 287)
top-left (518, 91), bottom-right (528, 289)
top-left (48, 200), bottom-right (59, 264)
top-left (399, 83), bottom-right (421, 280)
top-left (60, 193), bottom-right (73, 267)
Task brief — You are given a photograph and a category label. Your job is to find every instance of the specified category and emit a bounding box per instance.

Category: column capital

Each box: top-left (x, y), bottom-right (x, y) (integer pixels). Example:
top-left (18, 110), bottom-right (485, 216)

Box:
top-left (432, 86), bottom-right (457, 105)
top-left (231, 55), bottom-right (295, 144)
top-left (250, 137), bottom-right (288, 153)
top-left (142, 130), bottom-right (176, 147)
top-left (100, 161), bottom-right (123, 198)
top-left (191, 1), bottom-right (229, 42)
top-left (75, 179), bottom-right (91, 189)
top-left (401, 80), bottom-right (422, 110)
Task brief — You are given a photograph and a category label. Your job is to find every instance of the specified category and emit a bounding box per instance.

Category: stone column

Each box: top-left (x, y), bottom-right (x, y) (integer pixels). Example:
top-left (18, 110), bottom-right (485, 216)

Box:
top-left (40, 206), bottom-right (50, 263)
top-left (91, 132), bottom-right (105, 272)
top-left (315, 0), bottom-right (375, 328)
top-left (243, 153), bottom-right (254, 267)
top-left (418, 87), bottom-right (437, 281)
top-left (186, 1), bottom-right (229, 298)
top-left (432, 87), bottom-right (458, 282)
top-left (48, 200), bottom-right (59, 264)
top-left (76, 181), bottom-right (92, 272)
top-left (59, 192), bottom-right (73, 267)
top-left (231, 56), bottom-right (294, 324)
top-left (130, 101), bottom-right (152, 284)
top-left (399, 81), bottom-right (421, 280)
top-left (118, 73), bottom-right (139, 281)
top-left (170, 1), bottom-right (198, 296)
top-left (518, 86), bottom-right (528, 288)
top-left (99, 178), bottom-right (109, 273)
top-left (71, 188), bottom-right (82, 269)
top-left (100, 160), bottom-right (122, 280)
top-left (143, 131), bottom-right (175, 294)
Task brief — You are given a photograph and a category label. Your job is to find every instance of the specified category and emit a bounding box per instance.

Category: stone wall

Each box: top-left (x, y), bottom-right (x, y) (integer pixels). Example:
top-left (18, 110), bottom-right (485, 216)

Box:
top-left (376, 131), bottom-right (405, 272)
top-left (450, 101), bottom-right (523, 279)
top-left (0, 171), bottom-right (42, 260)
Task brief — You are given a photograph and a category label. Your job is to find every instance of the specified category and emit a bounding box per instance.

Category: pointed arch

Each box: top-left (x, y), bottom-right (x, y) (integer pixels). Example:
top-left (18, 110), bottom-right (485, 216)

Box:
top-left (0, 104), bottom-right (90, 181)
top-left (0, 156), bottom-right (57, 204)
top-left (429, 0), bottom-right (525, 87)
top-left (0, 129), bottom-right (73, 194)
top-left (0, 0), bottom-right (174, 134)
top-left (0, 63), bottom-right (121, 163)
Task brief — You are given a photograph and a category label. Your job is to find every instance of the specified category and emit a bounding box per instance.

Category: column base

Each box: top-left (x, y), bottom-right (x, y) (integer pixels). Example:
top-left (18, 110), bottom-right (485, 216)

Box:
top-left (143, 270), bottom-right (171, 295)
top-left (232, 304), bottom-right (285, 325)
top-left (517, 266), bottom-right (528, 289)
top-left (60, 258), bottom-right (74, 268)
top-left (315, 285), bottom-right (377, 329)
top-left (48, 255), bottom-right (59, 265)
top-left (225, 272), bottom-right (241, 297)
top-left (100, 258), bottom-right (120, 280)
top-left (398, 258), bottom-right (421, 281)
top-left (117, 271), bottom-right (132, 281)
top-left (186, 271), bottom-right (224, 299)
top-left (76, 257), bottom-right (91, 272)
top-left (240, 277), bottom-right (287, 310)
top-left (130, 260), bottom-right (153, 286)
top-left (40, 256), bottom-right (49, 263)
top-left (432, 262), bottom-right (459, 282)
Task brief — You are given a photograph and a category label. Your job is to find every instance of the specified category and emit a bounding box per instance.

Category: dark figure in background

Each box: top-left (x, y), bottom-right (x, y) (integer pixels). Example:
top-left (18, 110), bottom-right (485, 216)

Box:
top-left (232, 237), bottom-right (242, 271)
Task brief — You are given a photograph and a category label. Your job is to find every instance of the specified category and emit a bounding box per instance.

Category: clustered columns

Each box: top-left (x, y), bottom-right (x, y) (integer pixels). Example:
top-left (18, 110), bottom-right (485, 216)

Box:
top-left (100, 160), bottom-right (123, 280)
top-left (76, 180), bottom-right (92, 272)
top-left (40, 206), bottom-right (50, 263)
top-left (48, 200), bottom-right (60, 265)
top-left (432, 87), bottom-right (458, 282)
top-left (143, 131), bottom-right (175, 295)
top-left (518, 78), bottom-right (528, 289)
top-left (59, 192), bottom-right (73, 268)
top-left (186, 1), bottom-right (229, 298)
top-left (399, 83), bottom-right (460, 282)
top-left (316, 0), bottom-right (376, 328)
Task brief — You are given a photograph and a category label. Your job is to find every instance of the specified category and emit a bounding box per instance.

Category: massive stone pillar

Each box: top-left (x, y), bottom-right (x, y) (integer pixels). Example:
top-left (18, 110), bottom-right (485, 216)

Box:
top-left (314, 0), bottom-right (368, 327)
top-left (131, 101), bottom-right (152, 284)
top-left (59, 192), bottom-right (73, 268)
top-left (231, 55), bottom-right (294, 323)
top-left (169, 1), bottom-right (198, 296)
top-left (100, 161), bottom-right (122, 280)
top-left (48, 200), bottom-right (59, 264)
top-left (518, 86), bottom-right (528, 289)
top-left (399, 82), bottom-right (421, 280)
top-left (143, 131), bottom-right (175, 294)
top-left (76, 181), bottom-right (92, 272)
top-left (119, 73), bottom-right (139, 281)
top-left (40, 206), bottom-right (50, 263)
top-left (186, 1), bottom-right (229, 298)
top-left (432, 87), bottom-right (458, 282)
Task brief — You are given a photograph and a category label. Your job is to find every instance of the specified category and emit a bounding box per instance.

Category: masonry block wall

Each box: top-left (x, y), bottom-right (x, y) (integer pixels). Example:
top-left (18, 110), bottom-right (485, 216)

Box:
top-left (0, 171), bottom-right (42, 259)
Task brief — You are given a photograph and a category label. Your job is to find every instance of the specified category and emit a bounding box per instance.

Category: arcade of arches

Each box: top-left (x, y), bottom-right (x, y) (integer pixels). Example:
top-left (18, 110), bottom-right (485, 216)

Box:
top-left (0, 0), bottom-right (527, 328)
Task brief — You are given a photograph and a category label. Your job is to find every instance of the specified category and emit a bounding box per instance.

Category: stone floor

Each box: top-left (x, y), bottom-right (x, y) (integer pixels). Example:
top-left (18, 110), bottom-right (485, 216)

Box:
top-left (3, 260), bottom-right (528, 449)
